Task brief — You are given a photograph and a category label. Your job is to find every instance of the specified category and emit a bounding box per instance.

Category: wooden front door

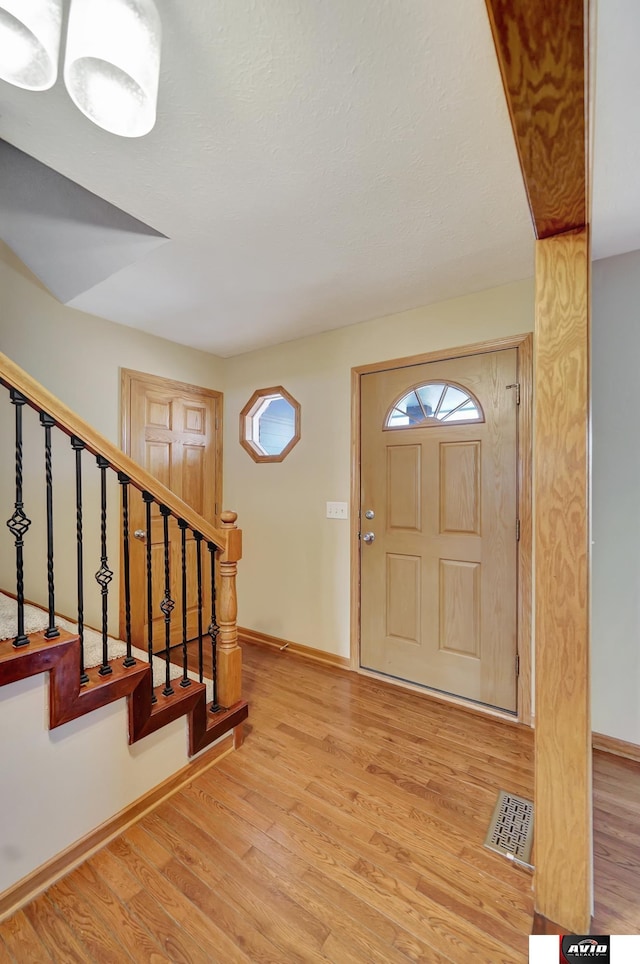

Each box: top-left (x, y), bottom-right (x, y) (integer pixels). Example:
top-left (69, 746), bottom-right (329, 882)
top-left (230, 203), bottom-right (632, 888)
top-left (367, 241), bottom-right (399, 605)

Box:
top-left (360, 348), bottom-right (519, 712)
top-left (121, 370), bottom-right (222, 651)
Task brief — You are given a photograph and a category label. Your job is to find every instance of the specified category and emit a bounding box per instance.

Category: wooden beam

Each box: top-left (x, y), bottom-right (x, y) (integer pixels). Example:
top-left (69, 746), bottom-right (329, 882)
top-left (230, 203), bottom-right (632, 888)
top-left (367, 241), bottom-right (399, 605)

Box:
top-left (485, 0), bottom-right (586, 238)
top-left (534, 228), bottom-right (591, 931)
top-left (484, 0), bottom-right (591, 932)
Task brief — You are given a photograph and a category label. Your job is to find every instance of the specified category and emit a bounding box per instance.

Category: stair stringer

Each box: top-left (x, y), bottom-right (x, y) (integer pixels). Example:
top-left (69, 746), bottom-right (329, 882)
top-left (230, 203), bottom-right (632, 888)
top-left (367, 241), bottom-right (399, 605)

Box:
top-left (0, 630), bottom-right (248, 754)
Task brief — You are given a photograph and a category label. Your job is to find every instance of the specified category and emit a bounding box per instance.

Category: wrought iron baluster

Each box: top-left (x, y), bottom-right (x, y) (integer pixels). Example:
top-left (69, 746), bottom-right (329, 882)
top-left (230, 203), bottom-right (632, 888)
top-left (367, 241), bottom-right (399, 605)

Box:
top-left (208, 541), bottom-right (221, 712)
top-left (142, 491), bottom-right (156, 702)
top-left (194, 532), bottom-right (204, 684)
top-left (178, 519), bottom-right (190, 688)
top-left (95, 456), bottom-right (113, 677)
top-left (40, 413), bottom-right (59, 640)
top-left (159, 505), bottom-right (174, 697)
top-left (71, 437), bottom-right (88, 684)
top-left (7, 390), bottom-right (31, 647)
top-left (118, 473), bottom-right (135, 667)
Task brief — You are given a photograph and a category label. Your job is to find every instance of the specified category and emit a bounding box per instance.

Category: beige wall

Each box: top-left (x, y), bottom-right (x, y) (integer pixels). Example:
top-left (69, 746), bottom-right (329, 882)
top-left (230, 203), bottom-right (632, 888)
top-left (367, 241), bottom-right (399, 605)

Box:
top-left (0, 244), bottom-right (226, 893)
top-left (0, 243), bottom-right (225, 633)
top-left (223, 279), bottom-right (535, 658)
top-left (0, 243), bottom-right (225, 440)
top-left (4, 227), bottom-right (638, 890)
top-left (0, 252), bottom-right (539, 890)
top-left (0, 245), bottom-right (533, 665)
top-left (0, 675), bottom-right (201, 893)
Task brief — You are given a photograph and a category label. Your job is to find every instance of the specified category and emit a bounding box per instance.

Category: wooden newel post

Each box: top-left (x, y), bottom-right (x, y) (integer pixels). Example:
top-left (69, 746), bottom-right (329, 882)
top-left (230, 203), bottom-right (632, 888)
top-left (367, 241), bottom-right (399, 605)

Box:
top-left (217, 510), bottom-right (242, 708)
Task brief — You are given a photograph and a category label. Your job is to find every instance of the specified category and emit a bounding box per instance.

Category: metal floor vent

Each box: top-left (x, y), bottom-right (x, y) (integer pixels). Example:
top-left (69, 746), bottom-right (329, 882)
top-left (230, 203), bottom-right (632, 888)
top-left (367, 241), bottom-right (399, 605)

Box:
top-left (484, 790), bottom-right (534, 866)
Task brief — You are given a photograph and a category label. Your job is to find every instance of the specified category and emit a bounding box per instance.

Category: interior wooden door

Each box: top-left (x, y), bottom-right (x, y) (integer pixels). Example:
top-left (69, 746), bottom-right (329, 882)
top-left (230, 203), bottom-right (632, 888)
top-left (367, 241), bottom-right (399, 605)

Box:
top-left (360, 349), bottom-right (519, 711)
top-left (122, 371), bottom-right (222, 652)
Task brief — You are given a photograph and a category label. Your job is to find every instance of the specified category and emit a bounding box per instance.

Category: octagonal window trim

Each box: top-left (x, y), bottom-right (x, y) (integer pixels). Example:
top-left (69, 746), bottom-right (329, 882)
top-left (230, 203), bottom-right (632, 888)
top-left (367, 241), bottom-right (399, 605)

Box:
top-left (240, 385), bottom-right (301, 462)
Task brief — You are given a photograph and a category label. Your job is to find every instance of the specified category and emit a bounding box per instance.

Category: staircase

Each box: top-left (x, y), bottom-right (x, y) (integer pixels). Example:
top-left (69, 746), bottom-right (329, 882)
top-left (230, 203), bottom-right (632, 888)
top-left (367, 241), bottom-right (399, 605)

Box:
top-left (0, 620), bottom-right (247, 755)
top-left (0, 351), bottom-right (248, 902)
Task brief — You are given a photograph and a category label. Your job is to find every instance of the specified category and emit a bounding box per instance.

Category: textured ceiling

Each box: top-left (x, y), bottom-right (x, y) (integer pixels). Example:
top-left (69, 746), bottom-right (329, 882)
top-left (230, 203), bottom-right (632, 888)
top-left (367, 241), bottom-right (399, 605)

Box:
top-left (0, 0), bottom-right (536, 356)
top-left (0, 141), bottom-right (168, 303)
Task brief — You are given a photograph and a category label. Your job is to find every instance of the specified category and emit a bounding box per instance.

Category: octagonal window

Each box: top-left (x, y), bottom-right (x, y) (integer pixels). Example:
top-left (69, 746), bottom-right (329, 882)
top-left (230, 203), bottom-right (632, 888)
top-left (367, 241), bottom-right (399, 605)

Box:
top-left (240, 386), bottom-right (301, 462)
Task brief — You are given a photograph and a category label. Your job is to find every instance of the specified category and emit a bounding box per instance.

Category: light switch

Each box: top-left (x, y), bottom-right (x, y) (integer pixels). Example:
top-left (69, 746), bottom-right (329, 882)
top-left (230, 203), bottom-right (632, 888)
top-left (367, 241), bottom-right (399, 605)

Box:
top-left (326, 501), bottom-right (348, 519)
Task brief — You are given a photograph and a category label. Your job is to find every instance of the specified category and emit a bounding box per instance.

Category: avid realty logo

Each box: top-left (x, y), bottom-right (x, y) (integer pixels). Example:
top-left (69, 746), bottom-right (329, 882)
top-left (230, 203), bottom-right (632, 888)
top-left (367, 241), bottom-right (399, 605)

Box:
top-left (561, 936), bottom-right (610, 963)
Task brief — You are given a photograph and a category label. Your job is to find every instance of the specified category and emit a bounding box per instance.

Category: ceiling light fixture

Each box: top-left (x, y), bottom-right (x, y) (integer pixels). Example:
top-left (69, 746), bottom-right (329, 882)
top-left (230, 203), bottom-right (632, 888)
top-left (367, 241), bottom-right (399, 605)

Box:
top-left (64, 0), bottom-right (161, 137)
top-left (0, 0), bottom-right (161, 136)
top-left (0, 0), bottom-right (63, 90)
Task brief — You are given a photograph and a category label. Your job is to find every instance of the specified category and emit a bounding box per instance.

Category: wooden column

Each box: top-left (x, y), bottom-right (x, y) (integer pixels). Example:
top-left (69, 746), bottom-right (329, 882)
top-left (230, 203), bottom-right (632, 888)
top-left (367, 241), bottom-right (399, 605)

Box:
top-left (484, 0), bottom-right (591, 932)
top-left (217, 510), bottom-right (242, 708)
top-left (534, 228), bottom-right (591, 931)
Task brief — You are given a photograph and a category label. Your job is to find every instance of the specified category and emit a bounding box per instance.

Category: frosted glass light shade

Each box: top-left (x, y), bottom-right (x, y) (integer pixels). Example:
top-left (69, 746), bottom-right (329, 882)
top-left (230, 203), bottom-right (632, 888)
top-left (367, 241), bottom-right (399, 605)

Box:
top-left (64, 0), bottom-right (161, 137)
top-left (0, 0), bottom-right (62, 90)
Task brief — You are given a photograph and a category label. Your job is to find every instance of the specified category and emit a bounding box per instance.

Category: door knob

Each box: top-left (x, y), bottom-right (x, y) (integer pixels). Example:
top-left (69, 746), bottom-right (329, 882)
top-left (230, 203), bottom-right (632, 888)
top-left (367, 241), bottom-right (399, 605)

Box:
top-left (134, 529), bottom-right (147, 541)
top-left (362, 531), bottom-right (375, 544)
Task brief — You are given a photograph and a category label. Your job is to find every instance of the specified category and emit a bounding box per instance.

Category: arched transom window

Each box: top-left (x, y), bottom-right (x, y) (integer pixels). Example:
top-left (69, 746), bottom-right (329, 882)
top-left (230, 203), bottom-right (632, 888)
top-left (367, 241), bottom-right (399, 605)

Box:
top-left (385, 381), bottom-right (484, 429)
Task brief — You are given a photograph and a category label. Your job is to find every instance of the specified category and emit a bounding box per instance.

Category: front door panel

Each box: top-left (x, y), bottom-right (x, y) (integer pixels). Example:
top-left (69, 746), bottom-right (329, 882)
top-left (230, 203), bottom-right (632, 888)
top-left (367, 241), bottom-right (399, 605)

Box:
top-left (360, 349), bottom-right (518, 712)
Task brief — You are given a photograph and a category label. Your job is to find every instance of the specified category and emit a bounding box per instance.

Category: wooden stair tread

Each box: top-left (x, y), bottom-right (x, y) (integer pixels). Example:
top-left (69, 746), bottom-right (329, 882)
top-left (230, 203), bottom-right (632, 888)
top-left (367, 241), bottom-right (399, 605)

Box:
top-left (148, 679), bottom-right (207, 716)
top-left (0, 629), bottom-right (77, 677)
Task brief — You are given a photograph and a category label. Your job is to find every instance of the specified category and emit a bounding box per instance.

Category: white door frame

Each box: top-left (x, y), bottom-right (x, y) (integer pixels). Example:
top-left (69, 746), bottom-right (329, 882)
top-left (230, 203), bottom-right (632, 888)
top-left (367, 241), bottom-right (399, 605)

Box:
top-left (350, 333), bottom-right (533, 725)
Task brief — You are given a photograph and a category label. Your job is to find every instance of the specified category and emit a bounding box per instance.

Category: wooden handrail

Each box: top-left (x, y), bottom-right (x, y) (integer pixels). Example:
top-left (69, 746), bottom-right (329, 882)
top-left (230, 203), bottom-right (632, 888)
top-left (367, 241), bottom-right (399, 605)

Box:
top-left (0, 352), bottom-right (236, 556)
top-left (1, 351), bottom-right (244, 717)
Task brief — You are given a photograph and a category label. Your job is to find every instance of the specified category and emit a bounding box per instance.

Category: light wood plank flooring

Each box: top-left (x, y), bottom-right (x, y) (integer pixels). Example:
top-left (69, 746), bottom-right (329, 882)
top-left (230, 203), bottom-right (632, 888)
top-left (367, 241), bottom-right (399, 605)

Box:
top-left (0, 644), bottom-right (638, 961)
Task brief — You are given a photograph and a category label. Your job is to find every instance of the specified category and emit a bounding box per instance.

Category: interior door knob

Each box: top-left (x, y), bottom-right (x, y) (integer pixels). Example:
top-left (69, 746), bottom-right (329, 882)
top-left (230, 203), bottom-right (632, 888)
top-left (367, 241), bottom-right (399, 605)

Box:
top-left (362, 531), bottom-right (375, 544)
top-left (134, 529), bottom-right (147, 541)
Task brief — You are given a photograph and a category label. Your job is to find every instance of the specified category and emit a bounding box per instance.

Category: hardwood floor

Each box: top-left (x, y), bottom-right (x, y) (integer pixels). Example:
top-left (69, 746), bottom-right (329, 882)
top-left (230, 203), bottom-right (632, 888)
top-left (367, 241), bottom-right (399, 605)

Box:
top-left (0, 643), bottom-right (638, 962)
top-left (592, 750), bottom-right (640, 932)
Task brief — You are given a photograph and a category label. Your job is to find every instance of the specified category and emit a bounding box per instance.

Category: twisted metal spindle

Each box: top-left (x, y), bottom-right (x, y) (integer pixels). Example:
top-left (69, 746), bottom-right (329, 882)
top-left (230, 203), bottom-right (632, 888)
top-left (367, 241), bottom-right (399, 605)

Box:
top-left (178, 519), bottom-right (191, 688)
top-left (159, 505), bottom-right (174, 697)
top-left (7, 390), bottom-right (31, 648)
top-left (194, 531), bottom-right (204, 684)
top-left (71, 437), bottom-right (89, 684)
top-left (119, 473), bottom-right (135, 667)
top-left (142, 491), bottom-right (157, 703)
top-left (95, 456), bottom-right (113, 676)
top-left (40, 413), bottom-right (59, 640)
top-left (208, 541), bottom-right (221, 712)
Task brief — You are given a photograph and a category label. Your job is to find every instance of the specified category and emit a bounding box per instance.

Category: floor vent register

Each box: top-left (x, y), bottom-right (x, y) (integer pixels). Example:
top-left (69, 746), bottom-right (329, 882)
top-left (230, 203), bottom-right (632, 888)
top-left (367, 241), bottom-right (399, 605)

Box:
top-left (484, 790), bottom-right (534, 869)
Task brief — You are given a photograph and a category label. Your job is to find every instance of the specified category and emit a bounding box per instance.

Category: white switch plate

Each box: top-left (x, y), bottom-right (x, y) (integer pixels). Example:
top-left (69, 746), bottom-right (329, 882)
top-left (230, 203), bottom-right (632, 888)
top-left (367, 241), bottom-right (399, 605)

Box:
top-left (326, 501), bottom-right (348, 520)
